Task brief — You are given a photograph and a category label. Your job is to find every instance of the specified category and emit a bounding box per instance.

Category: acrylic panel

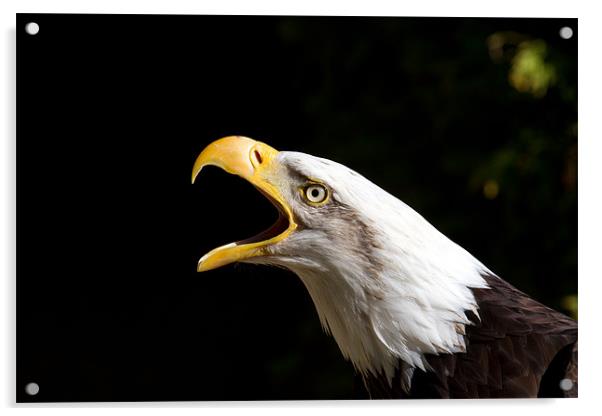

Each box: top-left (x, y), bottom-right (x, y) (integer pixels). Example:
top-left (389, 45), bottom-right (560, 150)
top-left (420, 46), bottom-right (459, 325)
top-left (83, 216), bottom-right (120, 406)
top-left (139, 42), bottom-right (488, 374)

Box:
top-left (17, 14), bottom-right (577, 402)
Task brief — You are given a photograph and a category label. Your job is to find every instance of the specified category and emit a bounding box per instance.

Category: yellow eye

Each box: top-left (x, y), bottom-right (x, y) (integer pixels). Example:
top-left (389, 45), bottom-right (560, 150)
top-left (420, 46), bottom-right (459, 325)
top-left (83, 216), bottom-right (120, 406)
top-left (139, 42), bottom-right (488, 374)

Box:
top-left (304, 184), bottom-right (328, 204)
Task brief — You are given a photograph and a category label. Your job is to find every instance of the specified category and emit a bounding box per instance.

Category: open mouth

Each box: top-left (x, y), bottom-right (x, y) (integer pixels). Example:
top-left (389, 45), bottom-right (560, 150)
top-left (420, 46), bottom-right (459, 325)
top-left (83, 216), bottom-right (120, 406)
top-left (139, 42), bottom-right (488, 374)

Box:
top-left (235, 187), bottom-right (291, 246)
top-left (192, 135), bottom-right (297, 272)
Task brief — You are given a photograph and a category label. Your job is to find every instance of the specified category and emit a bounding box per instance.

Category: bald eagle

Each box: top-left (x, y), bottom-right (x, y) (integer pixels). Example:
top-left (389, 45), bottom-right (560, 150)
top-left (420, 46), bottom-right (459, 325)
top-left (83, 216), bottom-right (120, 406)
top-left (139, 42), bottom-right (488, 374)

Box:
top-left (192, 136), bottom-right (577, 399)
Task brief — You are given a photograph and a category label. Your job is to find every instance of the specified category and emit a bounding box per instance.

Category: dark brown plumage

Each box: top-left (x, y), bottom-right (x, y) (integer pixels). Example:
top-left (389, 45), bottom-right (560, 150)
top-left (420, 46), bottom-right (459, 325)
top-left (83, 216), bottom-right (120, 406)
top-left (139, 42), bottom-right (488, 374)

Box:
top-left (360, 274), bottom-right (578, 399)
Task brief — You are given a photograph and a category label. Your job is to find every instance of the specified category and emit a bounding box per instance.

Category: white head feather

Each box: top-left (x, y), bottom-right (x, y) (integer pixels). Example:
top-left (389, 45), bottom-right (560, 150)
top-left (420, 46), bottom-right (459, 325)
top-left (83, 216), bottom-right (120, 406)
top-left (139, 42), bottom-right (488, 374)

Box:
top-left (247, 151), bottom-right (492, 389)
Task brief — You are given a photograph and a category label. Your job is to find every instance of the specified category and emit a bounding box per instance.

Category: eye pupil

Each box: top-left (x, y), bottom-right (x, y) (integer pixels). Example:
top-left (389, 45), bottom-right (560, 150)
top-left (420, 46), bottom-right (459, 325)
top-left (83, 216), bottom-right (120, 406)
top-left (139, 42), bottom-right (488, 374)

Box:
top-left (311, 189), bottom-right (319, 198)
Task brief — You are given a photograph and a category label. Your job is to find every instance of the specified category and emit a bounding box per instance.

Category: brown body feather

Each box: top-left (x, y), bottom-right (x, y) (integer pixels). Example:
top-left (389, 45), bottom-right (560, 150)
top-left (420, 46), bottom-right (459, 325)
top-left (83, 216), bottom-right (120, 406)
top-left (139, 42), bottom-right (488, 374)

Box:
top-left (360, 274), bottom-right (578, 399)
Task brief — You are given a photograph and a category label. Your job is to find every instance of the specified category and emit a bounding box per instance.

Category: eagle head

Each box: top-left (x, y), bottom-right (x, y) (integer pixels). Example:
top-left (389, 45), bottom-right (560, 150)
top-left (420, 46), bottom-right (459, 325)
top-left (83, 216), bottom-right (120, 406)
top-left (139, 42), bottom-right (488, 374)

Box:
top-left (192, 136), bottom-right (490, 387)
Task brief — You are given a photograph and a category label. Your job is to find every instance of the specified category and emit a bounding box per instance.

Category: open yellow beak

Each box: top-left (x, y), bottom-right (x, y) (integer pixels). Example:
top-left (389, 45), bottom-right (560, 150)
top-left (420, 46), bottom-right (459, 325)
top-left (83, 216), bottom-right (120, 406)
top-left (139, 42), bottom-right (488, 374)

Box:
top-left (192, 136), bottom-right (297, 272)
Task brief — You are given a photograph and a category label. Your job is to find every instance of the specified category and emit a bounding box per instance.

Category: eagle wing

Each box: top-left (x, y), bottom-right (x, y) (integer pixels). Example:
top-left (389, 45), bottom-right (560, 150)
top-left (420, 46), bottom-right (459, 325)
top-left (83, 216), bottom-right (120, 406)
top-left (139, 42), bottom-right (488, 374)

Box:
top-left (361, 274), bottom-right (578, 399)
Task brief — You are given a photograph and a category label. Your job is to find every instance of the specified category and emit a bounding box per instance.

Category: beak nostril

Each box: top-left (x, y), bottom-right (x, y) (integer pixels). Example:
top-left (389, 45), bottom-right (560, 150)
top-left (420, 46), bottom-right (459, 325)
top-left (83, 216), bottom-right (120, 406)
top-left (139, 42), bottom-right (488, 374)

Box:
top-left (254, 150), bottom-right (263, 165)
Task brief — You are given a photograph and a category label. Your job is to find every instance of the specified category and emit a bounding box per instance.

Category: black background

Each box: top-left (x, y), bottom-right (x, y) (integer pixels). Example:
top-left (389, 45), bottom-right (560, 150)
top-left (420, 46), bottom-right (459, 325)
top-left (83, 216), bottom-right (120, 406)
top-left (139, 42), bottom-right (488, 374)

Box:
top-left (17, 14), bottom-right (577, 402)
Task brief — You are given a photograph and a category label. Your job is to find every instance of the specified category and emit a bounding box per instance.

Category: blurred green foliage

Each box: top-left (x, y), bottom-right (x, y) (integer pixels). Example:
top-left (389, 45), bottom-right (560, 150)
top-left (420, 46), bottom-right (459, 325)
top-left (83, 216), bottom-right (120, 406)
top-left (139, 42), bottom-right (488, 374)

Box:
top-left (488, 32), bottom-right (559, 97)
